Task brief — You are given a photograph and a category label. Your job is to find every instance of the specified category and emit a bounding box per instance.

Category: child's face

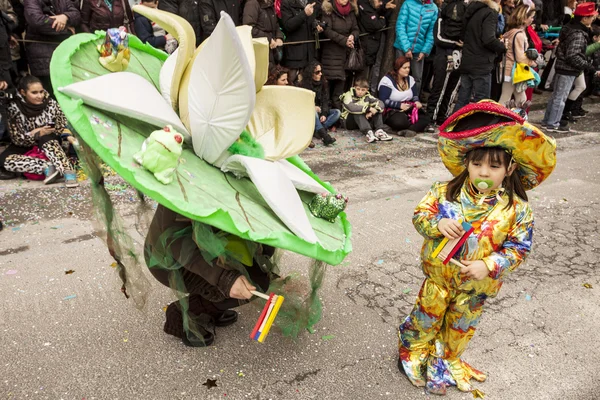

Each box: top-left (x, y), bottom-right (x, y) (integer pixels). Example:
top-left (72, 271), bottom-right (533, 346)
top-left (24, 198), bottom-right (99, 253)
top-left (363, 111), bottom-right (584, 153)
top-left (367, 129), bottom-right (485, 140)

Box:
top-left (467, 154), bottom-right (513, 193)
top-left (354, 86), bottom-right (368, 97)
top-left (594, 34), bottom-right (600, 43)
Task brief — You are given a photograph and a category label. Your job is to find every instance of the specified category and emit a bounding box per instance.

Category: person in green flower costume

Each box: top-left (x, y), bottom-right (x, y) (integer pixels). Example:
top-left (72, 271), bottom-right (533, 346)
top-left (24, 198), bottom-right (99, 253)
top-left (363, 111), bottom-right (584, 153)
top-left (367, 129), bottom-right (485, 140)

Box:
top-left (50, 8), bottom-right (351, 346)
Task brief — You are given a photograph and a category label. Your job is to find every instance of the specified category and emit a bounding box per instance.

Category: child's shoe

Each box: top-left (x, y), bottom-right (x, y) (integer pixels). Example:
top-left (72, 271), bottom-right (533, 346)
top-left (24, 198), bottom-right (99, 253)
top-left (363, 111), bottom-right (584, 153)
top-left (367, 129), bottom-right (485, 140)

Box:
top-left (64, 170), bottom-right (79, 188)
top-left (365, 130), bottom-right (377, 143)
top-left (398, 346), bottom-right (427, 387)
top-left (374, 129), bottom-right (393, 141)
top-left (43, 164), bottom-right (60, 185)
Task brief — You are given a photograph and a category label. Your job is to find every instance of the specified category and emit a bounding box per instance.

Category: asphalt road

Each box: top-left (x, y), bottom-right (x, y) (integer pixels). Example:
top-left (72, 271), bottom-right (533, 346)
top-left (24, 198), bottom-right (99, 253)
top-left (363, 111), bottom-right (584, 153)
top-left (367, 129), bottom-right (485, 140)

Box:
top-left (1, 94), bottom-right (599, 400)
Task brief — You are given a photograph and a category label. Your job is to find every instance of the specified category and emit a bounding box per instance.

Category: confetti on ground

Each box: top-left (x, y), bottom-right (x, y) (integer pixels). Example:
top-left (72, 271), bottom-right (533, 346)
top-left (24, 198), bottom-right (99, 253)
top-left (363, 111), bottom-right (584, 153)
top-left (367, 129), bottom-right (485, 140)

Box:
top-left (472, 388), bottom-right (485, 398)
top-left (63, 294), bottom-right (77, 300)
top-left (321, 335), bottom-right (335, 341)
top-left (65, 270), bottom-right (75, 275)
top-left (583, 283), bottom-right (593, 289)
top-left (525, 294), bottom-right (532, 301)
top-left (402, 288), bottom-right (411, 294)
top-left (51, 225), bottom-right (63, 229)
top-left (110, 262), bottom-right (117, 268)
top-left (5, 270), bottom-right (17, 275)
top-left (236, 371), bottom-right (245, 377)
top-left (377, 259), bottom-right (384, 264)
top-left (203, 379), bottom-right (218, 389)
top-left (11, 227), bottom-right (20, 231)
top-left (162, 305), bottom-right (168, 312)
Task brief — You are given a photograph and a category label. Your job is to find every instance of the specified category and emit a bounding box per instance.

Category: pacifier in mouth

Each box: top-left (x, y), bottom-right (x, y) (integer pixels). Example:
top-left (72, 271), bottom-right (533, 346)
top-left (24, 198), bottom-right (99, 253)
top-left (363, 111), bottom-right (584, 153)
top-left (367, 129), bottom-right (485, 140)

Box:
top-left (474, 178), bottom-right (494, 190)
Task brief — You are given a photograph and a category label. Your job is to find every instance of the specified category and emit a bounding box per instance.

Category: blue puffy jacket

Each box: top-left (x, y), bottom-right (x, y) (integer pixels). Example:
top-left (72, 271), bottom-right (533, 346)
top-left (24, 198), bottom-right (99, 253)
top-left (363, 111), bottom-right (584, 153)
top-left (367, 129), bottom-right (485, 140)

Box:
top-left (394, 0), bottom-right (438, 56)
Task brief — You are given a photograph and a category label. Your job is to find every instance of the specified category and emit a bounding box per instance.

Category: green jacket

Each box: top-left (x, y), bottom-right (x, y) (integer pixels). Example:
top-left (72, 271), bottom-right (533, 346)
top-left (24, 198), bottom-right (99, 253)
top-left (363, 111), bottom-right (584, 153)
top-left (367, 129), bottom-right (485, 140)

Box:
top-left (339, 88), bottom-right (384, 120)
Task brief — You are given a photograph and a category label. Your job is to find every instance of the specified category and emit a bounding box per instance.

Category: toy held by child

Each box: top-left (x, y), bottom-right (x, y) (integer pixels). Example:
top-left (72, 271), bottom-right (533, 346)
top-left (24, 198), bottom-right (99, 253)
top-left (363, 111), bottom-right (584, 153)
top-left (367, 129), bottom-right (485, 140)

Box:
top-left (340, 78), bottom-right (393, 143)
top-left (398, 101), bottom-right (556, 396)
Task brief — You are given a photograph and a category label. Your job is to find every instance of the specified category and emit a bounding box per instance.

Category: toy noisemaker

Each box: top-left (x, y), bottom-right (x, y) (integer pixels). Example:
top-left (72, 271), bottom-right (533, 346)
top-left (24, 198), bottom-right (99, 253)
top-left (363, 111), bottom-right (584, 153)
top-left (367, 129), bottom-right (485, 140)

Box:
top-left (250, 291), bottom-right (284, 343)
top-left (431, 221), bottom-right (474, 268)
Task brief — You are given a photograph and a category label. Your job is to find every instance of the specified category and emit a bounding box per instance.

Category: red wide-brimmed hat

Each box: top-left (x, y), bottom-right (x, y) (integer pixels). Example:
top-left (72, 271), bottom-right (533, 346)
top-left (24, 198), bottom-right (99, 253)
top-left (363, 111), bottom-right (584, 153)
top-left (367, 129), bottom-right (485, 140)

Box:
top-left (438, 101), bottom-right (557, 191)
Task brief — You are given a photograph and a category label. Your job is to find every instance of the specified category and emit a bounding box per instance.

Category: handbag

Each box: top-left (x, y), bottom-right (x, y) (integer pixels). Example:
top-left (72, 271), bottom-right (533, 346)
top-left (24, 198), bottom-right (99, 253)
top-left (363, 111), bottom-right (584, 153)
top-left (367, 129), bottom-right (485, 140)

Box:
top-left (345, 40), bottom-right (365, 72)
top-left (22, 147), bottom-right (48, 181)
top-left (511, 32), bottom-right (535, 84)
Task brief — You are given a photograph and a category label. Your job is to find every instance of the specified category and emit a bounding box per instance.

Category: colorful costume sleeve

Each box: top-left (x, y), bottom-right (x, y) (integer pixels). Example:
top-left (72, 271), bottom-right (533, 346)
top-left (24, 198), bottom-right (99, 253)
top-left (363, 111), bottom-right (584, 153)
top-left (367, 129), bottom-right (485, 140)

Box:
top-left (482, 202), bottom-right (534, 280)
top-left (412, 182), bottom-right (445, 240)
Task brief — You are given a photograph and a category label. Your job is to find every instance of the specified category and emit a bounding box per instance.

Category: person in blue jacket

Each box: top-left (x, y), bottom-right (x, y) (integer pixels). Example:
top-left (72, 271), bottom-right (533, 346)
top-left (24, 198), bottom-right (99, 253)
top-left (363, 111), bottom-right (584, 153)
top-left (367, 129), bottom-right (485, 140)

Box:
top-left (394, 0), bottom-right (438, 98)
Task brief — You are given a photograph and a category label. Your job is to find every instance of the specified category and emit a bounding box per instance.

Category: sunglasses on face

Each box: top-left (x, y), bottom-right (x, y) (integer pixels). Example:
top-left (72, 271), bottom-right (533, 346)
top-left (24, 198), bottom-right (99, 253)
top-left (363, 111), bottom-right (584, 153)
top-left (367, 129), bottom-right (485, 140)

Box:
top-left (314, 70), bottom-right (323, 75)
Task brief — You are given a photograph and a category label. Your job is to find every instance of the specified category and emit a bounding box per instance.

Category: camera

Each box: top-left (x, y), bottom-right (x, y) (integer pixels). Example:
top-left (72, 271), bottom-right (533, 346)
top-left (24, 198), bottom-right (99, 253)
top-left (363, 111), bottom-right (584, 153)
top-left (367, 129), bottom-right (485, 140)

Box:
top-left (0, 90), bottom-right (14, 107)
top-left (316, 20), bottom-right (328, 30)
top-left (0, 90), bottom-right (13, 100)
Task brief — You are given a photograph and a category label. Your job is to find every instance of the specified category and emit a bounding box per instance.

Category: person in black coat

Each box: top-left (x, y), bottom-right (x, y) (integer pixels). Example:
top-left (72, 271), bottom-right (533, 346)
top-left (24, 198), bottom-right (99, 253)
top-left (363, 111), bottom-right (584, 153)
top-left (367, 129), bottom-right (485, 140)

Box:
top-left (198, 0), bottom-right (243, 42)
top-left (357, 0), bottom-right (394, 93)
top-left (454, 0), bottom-right (505, 111)
top-left (280, 0), bottom-right (318, 84)
top-left (425, 0), bottom-right (465, 127)
top-left (158, 0), bottom-right (202, 46)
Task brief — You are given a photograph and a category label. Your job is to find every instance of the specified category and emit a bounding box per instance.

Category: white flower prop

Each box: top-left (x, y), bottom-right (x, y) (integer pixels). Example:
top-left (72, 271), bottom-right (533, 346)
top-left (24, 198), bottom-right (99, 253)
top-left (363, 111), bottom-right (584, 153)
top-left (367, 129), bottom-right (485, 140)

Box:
top-left (59, 9), bottom-right (324, 243)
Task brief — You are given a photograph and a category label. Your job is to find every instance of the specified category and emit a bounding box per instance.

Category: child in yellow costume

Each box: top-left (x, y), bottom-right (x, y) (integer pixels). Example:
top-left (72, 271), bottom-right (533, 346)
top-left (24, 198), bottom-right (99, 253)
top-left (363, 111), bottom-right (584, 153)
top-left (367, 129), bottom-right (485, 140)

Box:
top-left (398, 102), bottom-right (556, 395)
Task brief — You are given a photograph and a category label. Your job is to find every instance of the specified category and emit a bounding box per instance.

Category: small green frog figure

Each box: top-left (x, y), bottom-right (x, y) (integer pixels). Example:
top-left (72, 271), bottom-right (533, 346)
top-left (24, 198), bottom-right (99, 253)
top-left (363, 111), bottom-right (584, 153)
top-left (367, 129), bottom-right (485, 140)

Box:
top-left (134, 125), bottom-right (183, 184)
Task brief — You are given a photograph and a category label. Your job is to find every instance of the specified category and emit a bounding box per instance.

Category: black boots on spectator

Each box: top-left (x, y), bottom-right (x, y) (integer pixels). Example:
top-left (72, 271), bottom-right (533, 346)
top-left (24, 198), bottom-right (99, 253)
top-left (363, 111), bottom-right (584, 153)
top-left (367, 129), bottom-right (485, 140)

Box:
top-left (315, 128), bottom-right (336, 146)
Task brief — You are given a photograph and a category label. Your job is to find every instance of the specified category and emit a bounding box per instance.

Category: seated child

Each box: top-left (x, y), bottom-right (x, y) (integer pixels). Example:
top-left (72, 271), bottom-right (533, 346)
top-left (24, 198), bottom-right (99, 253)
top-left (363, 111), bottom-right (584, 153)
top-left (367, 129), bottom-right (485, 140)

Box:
top-left (340, 78), bottom-right (393, 143)
top-left (134, 0), bottom-right (178, 53)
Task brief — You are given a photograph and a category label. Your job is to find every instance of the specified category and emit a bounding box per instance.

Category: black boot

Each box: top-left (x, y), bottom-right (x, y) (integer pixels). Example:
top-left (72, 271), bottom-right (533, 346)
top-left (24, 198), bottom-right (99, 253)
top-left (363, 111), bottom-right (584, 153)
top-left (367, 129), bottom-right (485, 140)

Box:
top-left (571, 96), bottom-right (588, 117)
top-left (561, 99), bottom-right (576, 123)
top-left (317, 128), bottom-right (336, 146)
top-left (163, 301), bottom-right (215, 347)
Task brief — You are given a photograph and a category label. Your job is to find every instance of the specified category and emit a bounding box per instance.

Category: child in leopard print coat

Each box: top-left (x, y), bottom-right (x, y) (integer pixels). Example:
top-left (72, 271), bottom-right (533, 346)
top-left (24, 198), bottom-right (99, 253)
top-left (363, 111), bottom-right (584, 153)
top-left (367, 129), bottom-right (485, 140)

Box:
top-left (0, 75), bottom-right (78, 187)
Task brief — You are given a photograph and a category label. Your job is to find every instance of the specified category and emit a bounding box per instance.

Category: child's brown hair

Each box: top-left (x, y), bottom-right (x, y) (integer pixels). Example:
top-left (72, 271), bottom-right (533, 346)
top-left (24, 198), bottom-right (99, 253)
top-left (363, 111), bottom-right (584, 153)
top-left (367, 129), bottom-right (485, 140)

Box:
top-left (354, 78), bottom-right (369, 89)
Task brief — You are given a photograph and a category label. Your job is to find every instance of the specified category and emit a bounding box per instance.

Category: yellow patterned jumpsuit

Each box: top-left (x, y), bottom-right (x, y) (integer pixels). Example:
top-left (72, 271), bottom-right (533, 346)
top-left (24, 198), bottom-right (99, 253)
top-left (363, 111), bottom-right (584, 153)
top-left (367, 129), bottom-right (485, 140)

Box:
top-left (399, 180), bottom-right (534, 394)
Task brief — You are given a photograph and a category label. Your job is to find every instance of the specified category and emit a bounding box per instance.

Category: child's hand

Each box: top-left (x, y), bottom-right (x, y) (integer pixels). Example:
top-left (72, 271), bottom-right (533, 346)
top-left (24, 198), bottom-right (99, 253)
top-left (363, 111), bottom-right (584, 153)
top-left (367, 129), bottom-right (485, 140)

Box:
top-left (460, 260), bottom-right (489, 281)
top-left (229, 276), bottom-right (256, 300)
top-left (437, 218), bottom-right (465, 239)
top-left (369, 107), bottom-right (377, 115)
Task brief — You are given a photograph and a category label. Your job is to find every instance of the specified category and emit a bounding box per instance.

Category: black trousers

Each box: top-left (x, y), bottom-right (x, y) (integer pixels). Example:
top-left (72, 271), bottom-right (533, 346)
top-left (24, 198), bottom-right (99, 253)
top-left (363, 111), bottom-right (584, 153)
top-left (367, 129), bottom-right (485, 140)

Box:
top-left (384, 109), bottom-right (430, 133)
top-left (426, 51), bottom-right (461, 124)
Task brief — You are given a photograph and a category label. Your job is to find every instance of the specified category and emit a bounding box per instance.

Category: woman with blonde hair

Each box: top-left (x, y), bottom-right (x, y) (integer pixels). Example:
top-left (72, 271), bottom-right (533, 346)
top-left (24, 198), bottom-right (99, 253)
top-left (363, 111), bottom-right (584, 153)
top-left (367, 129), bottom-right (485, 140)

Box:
top-left (498, 4), bottom-right (538, 107)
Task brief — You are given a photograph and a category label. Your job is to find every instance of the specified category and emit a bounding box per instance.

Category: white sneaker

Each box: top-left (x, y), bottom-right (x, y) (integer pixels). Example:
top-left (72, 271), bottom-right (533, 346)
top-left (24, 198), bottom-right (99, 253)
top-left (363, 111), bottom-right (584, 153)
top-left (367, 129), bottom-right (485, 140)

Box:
top-left (365, 130), bottom-right (377, 143)
top-left (374, 129), bottom-right (393, 141)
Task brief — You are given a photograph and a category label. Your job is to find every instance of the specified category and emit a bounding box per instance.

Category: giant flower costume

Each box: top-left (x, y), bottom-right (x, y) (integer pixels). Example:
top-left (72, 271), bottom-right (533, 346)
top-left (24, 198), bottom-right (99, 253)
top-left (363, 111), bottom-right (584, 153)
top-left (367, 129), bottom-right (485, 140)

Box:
top-left (50, 9), bottom-right (351, 341)
top-left (398, 102), bottom-right (556, 395)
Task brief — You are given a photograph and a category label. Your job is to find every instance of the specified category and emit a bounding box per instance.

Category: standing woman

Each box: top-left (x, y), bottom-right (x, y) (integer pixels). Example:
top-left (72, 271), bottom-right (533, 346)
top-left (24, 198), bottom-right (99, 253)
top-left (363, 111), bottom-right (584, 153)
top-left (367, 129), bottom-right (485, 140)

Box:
top-left (320, 0), bottom-right (359, 110)
top-left (498, 4), bottom-right (537, 106)
top-left (0, 75), bottom-right (77, 187)
top-left (23, 0), bottom-right (80, 95)
top-left (81, 0), bottom-right (135, 34)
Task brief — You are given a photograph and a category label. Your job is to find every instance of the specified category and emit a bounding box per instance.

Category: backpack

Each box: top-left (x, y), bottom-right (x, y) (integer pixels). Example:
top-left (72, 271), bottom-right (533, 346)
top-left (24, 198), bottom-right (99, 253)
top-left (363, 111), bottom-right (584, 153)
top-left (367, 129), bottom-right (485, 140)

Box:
top-left (441, 0), bottom-right (466, 41)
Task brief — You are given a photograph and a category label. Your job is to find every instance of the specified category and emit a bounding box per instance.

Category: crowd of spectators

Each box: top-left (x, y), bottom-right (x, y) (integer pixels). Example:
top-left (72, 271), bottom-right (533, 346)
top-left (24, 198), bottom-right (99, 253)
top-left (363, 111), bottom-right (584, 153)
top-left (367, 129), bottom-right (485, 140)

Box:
top-left (0, 0), bottom-right (599, 152)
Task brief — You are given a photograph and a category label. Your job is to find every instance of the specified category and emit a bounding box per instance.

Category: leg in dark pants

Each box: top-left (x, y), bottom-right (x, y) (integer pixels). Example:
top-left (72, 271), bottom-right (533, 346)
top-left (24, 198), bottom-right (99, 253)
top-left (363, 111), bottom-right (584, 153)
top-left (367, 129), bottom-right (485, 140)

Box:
top-left (330, 79), bottom-right (346, 110)
top-left (345, 113), bottom-right (373, 134)
top-left (426, 52), bottom-right (452, 121)
top-left (384, 109), bottom-right (430, 133)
